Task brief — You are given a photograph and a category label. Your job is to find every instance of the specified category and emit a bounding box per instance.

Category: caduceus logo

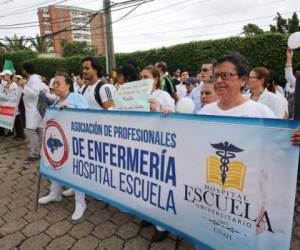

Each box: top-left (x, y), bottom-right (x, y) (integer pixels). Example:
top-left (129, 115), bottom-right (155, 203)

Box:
top-left (206, 141), bottom-right (247, 192)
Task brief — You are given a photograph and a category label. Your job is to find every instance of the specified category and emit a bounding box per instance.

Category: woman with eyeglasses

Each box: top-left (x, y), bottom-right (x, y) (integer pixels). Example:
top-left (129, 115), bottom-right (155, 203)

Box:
top-left (246, 67), bottom-right (288, 119)
top-left (38, 71), bottom-right (89, 221)
top-left (199, 52), bottom-right (275, 118)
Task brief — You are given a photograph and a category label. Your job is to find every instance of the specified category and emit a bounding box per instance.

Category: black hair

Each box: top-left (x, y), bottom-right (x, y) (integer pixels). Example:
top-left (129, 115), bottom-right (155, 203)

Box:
top-left (155, 61), bottom-right (167, 73)
top-left (180, 69), bottom-right (189, 75)
top-left (55, 71), bottom-right (74, 92)
top-left (22, 62), bottom-right (35, 75)
top-left (215, 52), bottom-right (249, 77)
top-left (201, 60), bottom-right (215, 66)
top-left (117, 63), bottom-right (139, 82)
top-left (81, 56), bottom-right (104, 78)
top-left (125, 60), bottom-right (140, 73)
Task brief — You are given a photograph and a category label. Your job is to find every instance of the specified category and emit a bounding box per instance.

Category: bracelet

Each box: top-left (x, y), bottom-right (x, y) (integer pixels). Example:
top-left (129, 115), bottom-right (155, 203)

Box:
top-left (286, 64), bottom-right (292, 67)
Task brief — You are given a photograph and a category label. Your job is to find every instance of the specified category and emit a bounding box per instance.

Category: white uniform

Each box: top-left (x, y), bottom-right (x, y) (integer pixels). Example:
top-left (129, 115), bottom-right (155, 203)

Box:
top-left (244, 89), bottom-right (286, 119)
top-left (82, 80), bottom-right (116, 109)
top-left (151, 89), bottom-right (175, 112)
top-left (23, 74), bottom-right (50, 129)
top-left (176, 83), bottom-right (187, 99)
top-left (199, 100), bottom-right (275, 119)
top-left (23, 74), bottom-right (50, 158)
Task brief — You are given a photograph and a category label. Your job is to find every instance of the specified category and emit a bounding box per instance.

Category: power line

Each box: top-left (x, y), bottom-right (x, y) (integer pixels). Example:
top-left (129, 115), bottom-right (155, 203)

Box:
top-left (0, 0), bottom-right (147, 29)
top-left (0, 0), bottom-right (152, 42)
top-left (116, 0), bottom-right (286, 30)
top-left (0, 0), bottom-right (69, 19)
top-left (112, 9), bottom-right (300, 38)
top-left (114, 25), bottom-right (272, 47)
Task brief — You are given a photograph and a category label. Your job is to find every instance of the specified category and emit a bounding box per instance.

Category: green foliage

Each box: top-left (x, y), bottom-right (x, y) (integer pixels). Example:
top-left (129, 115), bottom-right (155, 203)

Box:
top-left (0, 50), bottom-right (37, 73)
top-left (3, 34), bottom-right (31, 51)
top-left (116, 33), bottom-right (298, 76)
top-left (242, 23), bottom-right (264, 36)
top-left (25, 55), bottom-right (105, 79)
top-left (61, 41), bottom-right (98, 58)
top-left (287, 13), bottom-right (300, 33)
top-left (2, 33), bottom-right (298, 80)
top-left (29, 35), bottom-right (49, 53)
top-left (270, 12), bottom-right (300, 34)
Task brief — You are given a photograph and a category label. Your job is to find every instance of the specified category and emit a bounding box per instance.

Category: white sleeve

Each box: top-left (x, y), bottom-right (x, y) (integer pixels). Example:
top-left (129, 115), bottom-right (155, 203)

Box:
top-left (161, 92), bottom-right (175, 112)
top-left (271, 97), bottom-right (286, 119)
top-left (99, 84), bottom-right (115, 103)
top-left (285, 67), bottom-right (296, 94)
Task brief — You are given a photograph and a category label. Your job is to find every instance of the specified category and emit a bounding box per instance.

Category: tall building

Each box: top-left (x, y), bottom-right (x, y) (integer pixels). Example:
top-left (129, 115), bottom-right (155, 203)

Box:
top-left (37, 5), bottom-right (105, 55)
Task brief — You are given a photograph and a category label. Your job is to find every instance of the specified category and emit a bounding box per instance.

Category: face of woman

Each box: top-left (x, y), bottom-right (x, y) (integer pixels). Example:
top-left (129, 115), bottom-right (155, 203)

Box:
top-left (53, 76), bottom-right (70, 98)
top-left (201, 83), bottom-right (218, 106)
top-left (247, 70), bottom-right (264, 91)
top-left (141, 69), bottom-right (158, 91)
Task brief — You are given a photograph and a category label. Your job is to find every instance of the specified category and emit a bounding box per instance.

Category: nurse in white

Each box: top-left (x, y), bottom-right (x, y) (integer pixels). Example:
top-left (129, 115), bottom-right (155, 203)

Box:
top-left (141, 65), bottom-right (175, 114)
top-left (246, 67), bottom-right (288, 119)
top-left (139, 65), bottom-right (175, 242)
top-left (38, 72), bottom-right (89, 221)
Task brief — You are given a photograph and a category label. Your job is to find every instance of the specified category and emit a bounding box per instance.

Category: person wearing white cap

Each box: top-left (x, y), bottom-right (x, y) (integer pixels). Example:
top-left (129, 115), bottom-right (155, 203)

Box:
top-left (2, 70), bottom-right (18, 96)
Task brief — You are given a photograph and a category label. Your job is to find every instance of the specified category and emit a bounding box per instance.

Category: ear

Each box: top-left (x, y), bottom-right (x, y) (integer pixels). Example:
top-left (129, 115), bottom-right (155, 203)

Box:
top-left (240, 76), bottom-right (248, 87)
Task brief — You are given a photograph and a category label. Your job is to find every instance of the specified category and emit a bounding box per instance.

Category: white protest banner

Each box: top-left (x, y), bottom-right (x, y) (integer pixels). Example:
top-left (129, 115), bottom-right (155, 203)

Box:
top-left (113, 79), bottom-right (153, 111)
top-left (0, 93), bottom-right (18, 129)
top-left (40, 108), bottom-right (300, 250)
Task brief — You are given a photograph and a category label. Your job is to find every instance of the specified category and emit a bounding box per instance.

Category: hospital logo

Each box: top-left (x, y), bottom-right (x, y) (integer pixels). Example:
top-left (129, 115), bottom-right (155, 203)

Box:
top-left (43, 119), bottom-right (68, 169)
top-left (206, 141), bottom-right (246, 192)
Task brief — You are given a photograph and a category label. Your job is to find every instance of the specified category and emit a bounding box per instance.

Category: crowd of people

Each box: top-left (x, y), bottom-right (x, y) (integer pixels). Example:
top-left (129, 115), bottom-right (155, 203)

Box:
top-left (1, 48), bottom-right (300, 243)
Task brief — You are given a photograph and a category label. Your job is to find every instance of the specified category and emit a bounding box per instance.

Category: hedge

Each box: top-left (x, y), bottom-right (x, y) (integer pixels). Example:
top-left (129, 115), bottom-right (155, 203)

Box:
top-left (116, 32), bottom-right (299, 76)
top-left (1, 33), bottom-right (299, 80)
top-left (0, 50), bottom-right (37, 74)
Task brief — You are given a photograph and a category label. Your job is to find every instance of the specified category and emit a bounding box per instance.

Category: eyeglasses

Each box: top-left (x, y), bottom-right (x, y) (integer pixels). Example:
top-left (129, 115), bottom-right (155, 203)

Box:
top-left (200, 68), bottom-right (210, 73)
top-left (214, 72), bottom-right (238, 80)
top-left (248, 76), bottom-right (259, 80)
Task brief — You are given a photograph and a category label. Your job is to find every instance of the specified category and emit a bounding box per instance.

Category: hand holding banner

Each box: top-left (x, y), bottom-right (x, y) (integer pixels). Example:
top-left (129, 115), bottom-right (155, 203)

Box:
top-left (40, 108), bottom-right (300, 250)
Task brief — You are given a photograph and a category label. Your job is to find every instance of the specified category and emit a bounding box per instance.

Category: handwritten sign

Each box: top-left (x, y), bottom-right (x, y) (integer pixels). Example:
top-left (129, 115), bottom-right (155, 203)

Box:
top-left (113, 79), bottom-right (153, 111)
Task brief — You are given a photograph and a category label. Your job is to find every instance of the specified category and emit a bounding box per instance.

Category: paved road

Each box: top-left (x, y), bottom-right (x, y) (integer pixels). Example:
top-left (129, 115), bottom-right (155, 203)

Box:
top-left (0, 136), bottom-right (299, 250)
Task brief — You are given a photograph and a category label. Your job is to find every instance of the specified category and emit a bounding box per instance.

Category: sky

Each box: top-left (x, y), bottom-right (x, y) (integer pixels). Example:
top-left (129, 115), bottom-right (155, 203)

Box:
top-left (0, 0), bottom-right (298, 53)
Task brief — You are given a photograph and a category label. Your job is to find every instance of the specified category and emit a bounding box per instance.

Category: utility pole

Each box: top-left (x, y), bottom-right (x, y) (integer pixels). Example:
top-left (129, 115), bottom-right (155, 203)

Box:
top-left (103, 0), bottom-right (116, 75)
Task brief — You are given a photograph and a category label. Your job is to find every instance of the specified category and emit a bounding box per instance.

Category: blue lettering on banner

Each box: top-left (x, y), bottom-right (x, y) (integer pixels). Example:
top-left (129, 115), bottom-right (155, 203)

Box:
top-left (85, 139), bottom-right (176, 187)
top-left (119, 171), bottom-right (177, 215)
top-left (73, 158), bottom-right (116, 189)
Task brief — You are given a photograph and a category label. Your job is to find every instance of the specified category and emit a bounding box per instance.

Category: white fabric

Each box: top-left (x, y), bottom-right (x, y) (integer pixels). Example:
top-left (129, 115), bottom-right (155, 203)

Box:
top-left (82, 80), bottom-right (116, 109)
top-left (1, 81), bottom-right (18, 96)
top-left (25, 128), bottom-right (43, 157)
top-left (245, 89), bottom-right (286, 119)
top-left (275, 90), bottom-right (289, 116)
top-left (23, 74), bottom-right (50, 129)
top-left (176, 83), bottom-right (187, 99)
top-left (199, 99), bottom-right (275, 118)
top-left (78, 85), bottom-right (85, 94)
top-left (276, 85), bottom-right (284, 96)
top-left (49, 181), bottom-right (85, 207)
top-left (151, 89), bottom-right (175, 112)
top-left (285, 66), bottom-right (296, 94)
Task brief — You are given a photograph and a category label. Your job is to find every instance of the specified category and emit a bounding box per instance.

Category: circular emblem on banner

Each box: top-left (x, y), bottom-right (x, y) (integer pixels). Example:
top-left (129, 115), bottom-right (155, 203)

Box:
top-left (43, 119), bottom-right (68, 169)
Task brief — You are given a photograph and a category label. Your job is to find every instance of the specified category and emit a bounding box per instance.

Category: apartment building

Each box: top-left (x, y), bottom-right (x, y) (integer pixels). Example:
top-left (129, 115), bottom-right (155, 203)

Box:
top-left (37, 5), bottom-right (105, 55)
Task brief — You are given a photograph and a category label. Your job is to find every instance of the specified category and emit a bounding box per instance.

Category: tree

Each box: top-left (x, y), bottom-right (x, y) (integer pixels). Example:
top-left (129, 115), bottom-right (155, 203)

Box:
top-left (269, 12), bottom-right (288, 33)
top-left (61, 41), bottom-right (98, 57)
top-left (242, 23), bottom-right (264, 36)
top-left (3, 34), bottom-right (30, 51)
top-left (29, 35), bottom-right (49, 53)
top-left (287, 12), bottom-right (300, 33)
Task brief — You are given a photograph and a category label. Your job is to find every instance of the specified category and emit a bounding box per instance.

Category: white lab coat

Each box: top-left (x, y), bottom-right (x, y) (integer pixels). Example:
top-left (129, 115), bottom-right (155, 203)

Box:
top-left (23, 74), bottom-right (50, 129)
